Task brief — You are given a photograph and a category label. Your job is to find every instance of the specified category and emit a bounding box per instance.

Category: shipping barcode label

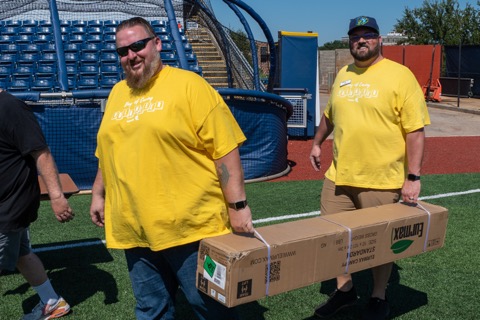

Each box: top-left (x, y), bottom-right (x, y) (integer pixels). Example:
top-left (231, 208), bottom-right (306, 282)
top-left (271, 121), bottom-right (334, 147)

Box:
top-left (203, 255), bottom-right (226, 290)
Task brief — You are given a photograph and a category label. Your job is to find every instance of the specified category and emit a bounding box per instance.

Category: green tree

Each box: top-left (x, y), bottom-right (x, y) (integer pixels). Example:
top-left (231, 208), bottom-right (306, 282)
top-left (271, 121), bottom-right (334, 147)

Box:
top-left (394, 0), bottom-right (480, 45)
top-left (319, 40), bottom-right (349, 50)
top-left (229, 28), bottom-right (253, 65)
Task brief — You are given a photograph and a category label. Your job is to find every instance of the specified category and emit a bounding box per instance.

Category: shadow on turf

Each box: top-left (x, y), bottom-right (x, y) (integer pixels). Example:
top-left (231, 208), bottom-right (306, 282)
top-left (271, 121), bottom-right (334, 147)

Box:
top-left (299, 264), bottom-right (428, 320)
top-left (3, 238), bottom-right (120, 314)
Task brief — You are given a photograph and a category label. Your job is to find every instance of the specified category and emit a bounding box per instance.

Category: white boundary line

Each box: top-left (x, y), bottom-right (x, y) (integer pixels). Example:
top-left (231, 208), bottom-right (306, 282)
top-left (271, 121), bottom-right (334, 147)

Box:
top-left (32, 188), bottom-right (480, 253)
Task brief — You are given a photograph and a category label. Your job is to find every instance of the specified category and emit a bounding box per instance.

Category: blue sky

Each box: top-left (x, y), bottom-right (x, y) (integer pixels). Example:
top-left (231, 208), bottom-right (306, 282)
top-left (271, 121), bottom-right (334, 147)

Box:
top-left (209, 0), bottom-right (474, 46)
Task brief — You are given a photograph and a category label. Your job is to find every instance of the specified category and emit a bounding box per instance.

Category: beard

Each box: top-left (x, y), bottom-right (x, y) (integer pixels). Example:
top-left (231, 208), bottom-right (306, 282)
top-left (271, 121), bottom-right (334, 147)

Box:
top-left (350, 41), bottom-right (381, 62)
top-left (125, 53), bottom-right (162, 89)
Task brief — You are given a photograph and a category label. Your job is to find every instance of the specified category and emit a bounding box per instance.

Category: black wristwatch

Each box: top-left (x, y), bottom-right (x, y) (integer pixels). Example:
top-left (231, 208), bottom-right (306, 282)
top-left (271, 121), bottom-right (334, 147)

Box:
top-left (407, 174), bottom-right (421, 181)
top-left (228, 200), bottom-right (248, 210)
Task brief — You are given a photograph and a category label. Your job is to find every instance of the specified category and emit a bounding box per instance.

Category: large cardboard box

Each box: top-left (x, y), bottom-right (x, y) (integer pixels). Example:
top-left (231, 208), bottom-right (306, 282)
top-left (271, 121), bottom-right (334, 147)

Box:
top-left (196, 201), bottom-right (448, 307)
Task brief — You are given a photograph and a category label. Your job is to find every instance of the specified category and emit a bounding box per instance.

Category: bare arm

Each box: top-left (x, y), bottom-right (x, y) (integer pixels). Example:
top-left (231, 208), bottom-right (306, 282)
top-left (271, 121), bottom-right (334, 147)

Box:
top-left (90, 169), bottom-right (106, 227)
top-left (402, 128), bottom-right (425, 203)
top-left (214, 148), bottom-right (254, 234)
top-left (31, 148), bottom-right (73, 222)
top-left (310, 114), bottom-right (334, 171)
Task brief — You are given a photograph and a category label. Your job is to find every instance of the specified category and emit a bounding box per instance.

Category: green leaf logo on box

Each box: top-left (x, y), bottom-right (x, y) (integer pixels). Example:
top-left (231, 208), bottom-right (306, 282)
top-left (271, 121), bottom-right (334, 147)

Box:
top-left (391, 222), bottom-right (424, 254)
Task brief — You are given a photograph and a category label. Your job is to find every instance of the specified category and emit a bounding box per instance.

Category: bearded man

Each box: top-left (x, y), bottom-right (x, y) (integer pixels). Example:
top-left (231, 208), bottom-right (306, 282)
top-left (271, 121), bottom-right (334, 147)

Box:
top-left (309, 16), bottom-right (430, 320)
top-left (90, 17), bottom-right (252, 320)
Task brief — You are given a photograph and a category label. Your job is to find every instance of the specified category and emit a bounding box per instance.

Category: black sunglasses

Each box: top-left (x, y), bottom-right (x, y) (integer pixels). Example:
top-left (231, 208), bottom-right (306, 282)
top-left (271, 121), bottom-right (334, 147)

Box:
top-left (116, 37), bottom-right (155, 57)
top-left (349, 32), bottom-right (379, 42)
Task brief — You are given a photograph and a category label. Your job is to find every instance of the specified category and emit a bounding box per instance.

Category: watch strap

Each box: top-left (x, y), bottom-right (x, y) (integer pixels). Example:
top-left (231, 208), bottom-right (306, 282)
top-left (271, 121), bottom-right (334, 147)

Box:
top-left (228, 200), bottom-right (248, 210)
top-left (407, 174), bottom-right (421, 181)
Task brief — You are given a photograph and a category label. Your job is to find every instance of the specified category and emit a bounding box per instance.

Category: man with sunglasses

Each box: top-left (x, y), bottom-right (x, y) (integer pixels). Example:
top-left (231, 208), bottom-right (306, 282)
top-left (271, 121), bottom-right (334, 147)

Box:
top-left (309, 16), bottom-right (430, 320)
top-left (90, 17), bottom-right (252, 320)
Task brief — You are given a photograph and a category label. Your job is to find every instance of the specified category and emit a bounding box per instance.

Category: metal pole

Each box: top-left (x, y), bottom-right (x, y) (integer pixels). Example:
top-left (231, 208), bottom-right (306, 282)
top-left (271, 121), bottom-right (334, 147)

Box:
top-left (457, 42), bottom-right (461, 108)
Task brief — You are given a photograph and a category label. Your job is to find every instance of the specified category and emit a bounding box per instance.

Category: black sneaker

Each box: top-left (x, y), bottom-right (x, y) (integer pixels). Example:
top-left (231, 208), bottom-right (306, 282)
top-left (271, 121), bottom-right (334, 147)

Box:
top-left (362, 297), bottom-right (390, 320)
top-left (313, 287), bottom-right (358, 318)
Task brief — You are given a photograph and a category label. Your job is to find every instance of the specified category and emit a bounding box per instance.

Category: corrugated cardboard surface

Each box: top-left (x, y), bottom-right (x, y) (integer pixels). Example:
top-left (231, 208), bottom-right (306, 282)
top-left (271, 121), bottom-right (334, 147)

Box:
top-left (196, 201), bottom-right (448, 307)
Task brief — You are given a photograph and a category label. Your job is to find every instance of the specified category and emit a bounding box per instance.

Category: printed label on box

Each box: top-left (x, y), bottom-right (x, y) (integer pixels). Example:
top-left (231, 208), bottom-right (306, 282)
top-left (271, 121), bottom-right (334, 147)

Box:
top-left (203, 255), bottom-right (226, 290)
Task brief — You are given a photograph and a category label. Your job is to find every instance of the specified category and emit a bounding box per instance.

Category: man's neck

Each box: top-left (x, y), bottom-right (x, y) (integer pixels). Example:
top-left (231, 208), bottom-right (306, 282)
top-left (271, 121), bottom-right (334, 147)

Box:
top-left (354, 54), bottom-right (384, 68)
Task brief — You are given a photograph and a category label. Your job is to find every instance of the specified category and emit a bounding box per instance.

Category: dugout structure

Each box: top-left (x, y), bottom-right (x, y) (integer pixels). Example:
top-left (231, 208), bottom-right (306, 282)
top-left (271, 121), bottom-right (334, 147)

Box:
top-left (1, 0), bottom-right (294, 188)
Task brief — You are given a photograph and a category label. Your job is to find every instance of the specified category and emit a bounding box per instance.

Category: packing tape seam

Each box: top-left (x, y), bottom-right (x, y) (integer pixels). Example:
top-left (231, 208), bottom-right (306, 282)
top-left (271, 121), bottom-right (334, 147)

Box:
top-left (254, 229), bottom-right (271, 296)
top-left (319, 217), bottom-right (352, 274)
top-left (416, 202), bottom-right (432, 251)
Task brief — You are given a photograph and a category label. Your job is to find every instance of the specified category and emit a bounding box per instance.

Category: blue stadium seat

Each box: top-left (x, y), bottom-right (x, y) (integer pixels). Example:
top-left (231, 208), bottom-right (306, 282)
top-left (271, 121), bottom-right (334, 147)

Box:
top-left (100, 52), bottom-right (118, 63)
top-left (19, 43), bottom-right (42, 53)
top-left (87, 27), bottom-right (102, 35)
top-left (79, 64), bottom-right (98, 76)
top-left (60, 26), bottom-right (71, 34)
top-left (80, 52), bottom-right (99, 64)
top-left (8, 79), bottom-right (30, 92)
top-left (13, 65), bottom-right (35, 77)
top-left (81, 42), bottom-right (101, 52)
top-left (154, 27), bottom-right (168, 35)
top-left (88, 20), bottom-right (103, 27)
top-left (103, 20), bottom-right (120, 27)
top-left (67, 77), bottom-right (77, 90)
top-left (100, 76), bottom-right (118, 88)
top-left (160, 52), bottom-right (178, 62)
top-left (159, 42), bottom-right (173, 52)
top-left (59, 20), bottom-right (71, 27)
top-left (71, 20), bottom-right (88, 27)
top-left (19, 26), bottom-right (36, 35)
top-left (64, 52), bottom-right (79, 63)
top-left (158, 34), bottom-right (172, 43)
top-left (64, 43), bottom-right (81, 52)
top-left (1, 26), bottom-right (18, 35)
top-left (77, 77), bottom-right (98, 90)
top-left (183, 43), bottom-right (192, 52)
top-left (103, 34), bottom-right (116, 42)
top-left (185, 52), bottom-right (197, 62)
top-left (0, 35), bottom-right (16, 44)
top-left (0, 65), bottom-right (11, 78)
top-left (39, 53), bottom-right (57, 64)
top-left (39, 20), bottom-right (52, 27)
top-left (37, 26), bottom-right (53, 35)
top-left (101, 42), bottom-right (117, 53)
top-left (66, 63), bottom-right (77, 76)
top-left (86, 34), bottom-right (102, 43)
top-left (151, 20), bottom-right (167, 27)
top-left (22, 19), bottom-right (38, 27)
top-left (42, 43), bottom-right (57, 53)
top-left (4, 20), bottom-right (21, 28)
top-left (17, 35), bottom-right (33, 44)
top-left (33, 34), bottom-right (52, 44)
top-left (0, 53), bottom-right (16, 65)
top-left (31, 78), bottom-right (54, 92)
top-left (71, 26), bottom-right (86, 35)
top-left (17, 53), bottom-right (39, 65)
top-left (103, 26), bottom-right (116, 35)
top-left (0, 43), bottom-right (19, 54)
top-left (69, 34), bottom-right (86, 43)
top-left (36, 64), bottom-right (56, 78)
top-left (189, 64), bottom-right (203, 75)
top-left (100, 63), bottom-right (121, 76)
top-left (0, 79), bottom-right (7, 89)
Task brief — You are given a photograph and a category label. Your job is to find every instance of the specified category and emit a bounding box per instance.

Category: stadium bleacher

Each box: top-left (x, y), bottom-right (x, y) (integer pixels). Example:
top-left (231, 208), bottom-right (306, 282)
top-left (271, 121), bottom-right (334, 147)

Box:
top-left (0, 19), bottom-right (201, 93)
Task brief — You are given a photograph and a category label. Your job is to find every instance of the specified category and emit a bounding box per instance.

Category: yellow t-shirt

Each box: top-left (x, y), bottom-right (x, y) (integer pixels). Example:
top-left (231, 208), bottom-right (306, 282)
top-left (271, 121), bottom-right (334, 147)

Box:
top-left (96, 66), bottom-right (246, 250)
top-left (324, 59), bottom-right (430, 189)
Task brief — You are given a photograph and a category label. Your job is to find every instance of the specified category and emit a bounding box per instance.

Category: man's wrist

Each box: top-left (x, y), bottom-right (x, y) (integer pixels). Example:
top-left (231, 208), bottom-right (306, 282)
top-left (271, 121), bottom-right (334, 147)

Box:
top-left (407, 174), bottom-right (421, 181)
top-left (228, 200), bottom-right (248, 210)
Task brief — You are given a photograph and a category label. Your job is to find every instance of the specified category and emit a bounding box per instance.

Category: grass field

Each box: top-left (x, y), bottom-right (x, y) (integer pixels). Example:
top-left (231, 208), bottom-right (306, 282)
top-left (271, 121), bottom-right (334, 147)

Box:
top-left (1, 173), bottom-right (479, 319)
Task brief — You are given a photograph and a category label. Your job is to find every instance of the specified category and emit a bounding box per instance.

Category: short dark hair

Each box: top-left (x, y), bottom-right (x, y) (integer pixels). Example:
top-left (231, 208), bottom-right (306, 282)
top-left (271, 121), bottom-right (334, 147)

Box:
top-left (116, 17), bottom-right (155, 38)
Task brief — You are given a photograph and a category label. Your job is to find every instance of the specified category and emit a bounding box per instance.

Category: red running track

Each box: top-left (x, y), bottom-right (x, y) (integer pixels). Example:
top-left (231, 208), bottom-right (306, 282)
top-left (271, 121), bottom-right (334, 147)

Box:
top-left (272, 137), bottom-right (480, 182)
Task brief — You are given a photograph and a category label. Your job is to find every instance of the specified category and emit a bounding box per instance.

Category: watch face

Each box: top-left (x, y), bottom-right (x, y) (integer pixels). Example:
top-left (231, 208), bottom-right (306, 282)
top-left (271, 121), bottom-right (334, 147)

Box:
top-left (408, 174), bottom-right (420, 181)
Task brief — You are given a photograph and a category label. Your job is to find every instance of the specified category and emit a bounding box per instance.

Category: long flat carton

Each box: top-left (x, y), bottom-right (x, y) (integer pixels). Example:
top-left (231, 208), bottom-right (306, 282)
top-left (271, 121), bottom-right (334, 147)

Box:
top-left (196, 201), bottom-right (448, 307)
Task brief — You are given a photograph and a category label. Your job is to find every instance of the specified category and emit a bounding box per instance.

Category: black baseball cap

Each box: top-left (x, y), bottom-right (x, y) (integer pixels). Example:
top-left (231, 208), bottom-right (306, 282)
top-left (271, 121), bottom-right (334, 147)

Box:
top-left (348, 16), bottom-right (380, 35)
